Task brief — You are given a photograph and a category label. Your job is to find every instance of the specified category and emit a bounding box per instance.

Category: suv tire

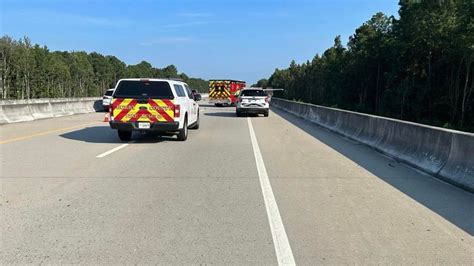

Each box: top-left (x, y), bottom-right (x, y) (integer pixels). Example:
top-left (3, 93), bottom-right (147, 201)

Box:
top-left (118, 130), bottom-right (132, 141)
top-left (177, 117), bottom-right (188, 141)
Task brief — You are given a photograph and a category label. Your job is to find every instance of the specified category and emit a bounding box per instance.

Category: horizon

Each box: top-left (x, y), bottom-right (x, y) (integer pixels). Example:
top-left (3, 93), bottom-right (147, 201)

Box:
top-left (1, 0), bottom-right (399, 84)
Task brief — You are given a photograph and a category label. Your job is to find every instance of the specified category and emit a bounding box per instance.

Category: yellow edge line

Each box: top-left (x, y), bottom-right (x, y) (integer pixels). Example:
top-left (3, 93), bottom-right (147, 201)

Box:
top-left (0, 121), bottom-right (101, 145)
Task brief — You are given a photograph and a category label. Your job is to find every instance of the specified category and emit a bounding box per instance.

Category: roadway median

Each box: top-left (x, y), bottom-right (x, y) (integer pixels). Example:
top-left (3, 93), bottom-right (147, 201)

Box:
top-left (0, 97), bottom-right (102, 124)
top-left (271, 98), bottom-right (474, 192)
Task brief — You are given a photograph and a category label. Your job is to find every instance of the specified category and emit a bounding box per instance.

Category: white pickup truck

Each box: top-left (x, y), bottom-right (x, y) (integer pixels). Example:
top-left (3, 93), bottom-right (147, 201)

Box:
top-left (109, 78), bottom-right (200, 141)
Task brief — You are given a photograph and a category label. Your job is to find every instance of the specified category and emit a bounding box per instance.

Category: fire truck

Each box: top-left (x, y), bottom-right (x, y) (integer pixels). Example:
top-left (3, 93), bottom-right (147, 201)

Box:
top-left (208, 80), bottom-right (246, 106)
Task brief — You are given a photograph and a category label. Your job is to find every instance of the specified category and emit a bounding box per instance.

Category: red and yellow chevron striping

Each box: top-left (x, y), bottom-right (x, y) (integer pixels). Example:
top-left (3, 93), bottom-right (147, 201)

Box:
top-left (111, 98), bottom-right (175, 122)
top-left (209, 82), bottom-right (231, 99)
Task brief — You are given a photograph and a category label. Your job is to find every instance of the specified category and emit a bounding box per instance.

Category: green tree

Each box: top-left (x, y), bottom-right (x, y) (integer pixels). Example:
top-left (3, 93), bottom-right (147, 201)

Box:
top-left (266, 1), bottom-right (474, 131)
top-left (0, 35), bottom-right (209, 99)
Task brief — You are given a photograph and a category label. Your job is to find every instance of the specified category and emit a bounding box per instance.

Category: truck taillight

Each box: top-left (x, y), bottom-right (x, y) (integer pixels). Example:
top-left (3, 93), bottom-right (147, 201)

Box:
top-left (109, 107), bottom-right (114, 121)
top-left (265, 96), bottom-right (269, 102)
top-left (174, 105), bottom-right (180, 118)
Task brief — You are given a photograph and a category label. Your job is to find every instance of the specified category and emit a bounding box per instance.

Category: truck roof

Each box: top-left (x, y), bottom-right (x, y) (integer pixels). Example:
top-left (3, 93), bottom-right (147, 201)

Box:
top-left (209, 79), bottom-right (246, 83)
top-left (118, 78), bottom-right (187, 84)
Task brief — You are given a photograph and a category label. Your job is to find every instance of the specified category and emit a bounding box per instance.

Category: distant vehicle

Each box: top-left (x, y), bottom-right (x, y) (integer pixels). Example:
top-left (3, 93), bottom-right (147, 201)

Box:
top-left (250, 87), bottom-right (284, 103)
top-left (236, 88), bottom-right (269, 117)
top-left (209, 80), bottom-right (246, 106)
top-left (191, 89), bottom-right (202, 101)
top-left (109, 78), bottom-right (200, 141)
top-left (102, 88), bottom-right (115, 110)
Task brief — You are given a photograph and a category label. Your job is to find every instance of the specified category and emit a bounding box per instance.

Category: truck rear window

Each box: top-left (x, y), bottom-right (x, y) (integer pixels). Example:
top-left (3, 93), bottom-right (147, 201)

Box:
top-left (104, 90), bottom-right (114, 96)
top-left (114, 80), bottom-right (174, 99)
top-left (241, 90), bottom-right (267, 97)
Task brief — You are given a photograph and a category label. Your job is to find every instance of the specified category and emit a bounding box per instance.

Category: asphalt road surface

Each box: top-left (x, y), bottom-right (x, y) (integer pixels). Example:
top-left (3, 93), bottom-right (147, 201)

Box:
top-left (1, 102), bottom-right (473, 264)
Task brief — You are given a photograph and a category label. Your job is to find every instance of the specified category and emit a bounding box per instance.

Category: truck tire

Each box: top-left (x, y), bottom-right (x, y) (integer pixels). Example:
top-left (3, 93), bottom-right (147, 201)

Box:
top-left (264, 110), bottom-right (269, 117)
top-left (118, 130), bottom-right (132, 141)
top-left (190, 112), bottom-right (200, 130)
top-left (177, 117), bottom-right (188, 141)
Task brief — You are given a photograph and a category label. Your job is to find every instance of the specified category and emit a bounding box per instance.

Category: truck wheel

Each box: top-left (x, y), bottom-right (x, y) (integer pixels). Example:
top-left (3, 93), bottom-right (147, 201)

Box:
top-left (264, 110), bottom-right (269, 117)
top-left (177, 118), bottom-right (188, 141)
top-left (118, 130), bottom-right (132, 141)
top-left (190, 112), bottom-right (200, 129)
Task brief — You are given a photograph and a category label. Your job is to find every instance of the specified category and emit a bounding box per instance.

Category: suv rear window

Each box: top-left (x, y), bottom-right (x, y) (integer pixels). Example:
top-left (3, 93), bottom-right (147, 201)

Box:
top-left (114, 80), bottom-right (174, 99)
top-left (241, 90), bottom-right (267, 97)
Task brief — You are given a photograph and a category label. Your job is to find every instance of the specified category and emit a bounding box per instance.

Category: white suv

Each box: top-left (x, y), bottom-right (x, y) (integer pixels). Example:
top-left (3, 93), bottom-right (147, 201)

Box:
top-left (109, 78), bottom-right (200, 141)
top-left (236, 88), bottom-right (269, 117)
top-left (102, 88), bottom-right (115, 110)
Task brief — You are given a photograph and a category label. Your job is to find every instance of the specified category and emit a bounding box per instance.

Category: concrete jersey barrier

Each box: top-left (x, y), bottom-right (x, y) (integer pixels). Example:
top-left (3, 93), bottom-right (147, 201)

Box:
top-left (271, 98), bottom-right (474, 192)
top-left (0, 97), bottom-right (102, 125)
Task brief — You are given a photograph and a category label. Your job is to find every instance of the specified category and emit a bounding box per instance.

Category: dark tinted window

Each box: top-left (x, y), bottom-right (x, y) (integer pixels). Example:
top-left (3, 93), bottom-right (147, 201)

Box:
top-left (240, 90), bottom-right (267, 97)
top-left (104, 90), bottom-right (114, 96)
top-left (114, 80), bottom-right (174, 99)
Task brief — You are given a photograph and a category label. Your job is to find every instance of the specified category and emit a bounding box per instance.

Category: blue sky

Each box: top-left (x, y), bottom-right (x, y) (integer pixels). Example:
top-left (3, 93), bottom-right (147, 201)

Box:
top-left (1, 0), bottom-right (399, 84)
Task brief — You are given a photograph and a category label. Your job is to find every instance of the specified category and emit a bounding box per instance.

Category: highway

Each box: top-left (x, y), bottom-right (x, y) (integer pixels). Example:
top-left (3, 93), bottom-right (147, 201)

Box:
top-left (1, 102), bottom-right (473, 264)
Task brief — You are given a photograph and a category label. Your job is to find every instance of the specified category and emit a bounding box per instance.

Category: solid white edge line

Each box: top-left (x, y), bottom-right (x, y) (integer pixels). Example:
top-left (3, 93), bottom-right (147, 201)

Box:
top-left (247, 117), bottom-right (296, 266)
top-left (96, 141), bottom-right (134, 158)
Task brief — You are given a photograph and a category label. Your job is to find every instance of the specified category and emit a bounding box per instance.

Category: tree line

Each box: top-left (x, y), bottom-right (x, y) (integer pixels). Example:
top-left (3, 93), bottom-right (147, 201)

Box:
top-left (0, 36), bottom-right (209, 100)
top-left (264, 0), bottom-right (473, 132)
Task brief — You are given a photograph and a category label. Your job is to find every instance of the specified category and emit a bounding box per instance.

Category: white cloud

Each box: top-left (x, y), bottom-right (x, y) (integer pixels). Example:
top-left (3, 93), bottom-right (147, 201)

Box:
top-left (9, 9), bottom-right (133, 28)
top-left (178, 12), bottom-right (212, 18)
top-left (162, 21), bottom-right (210, 29)
top-left (139, 37), bottom-right (193, 46)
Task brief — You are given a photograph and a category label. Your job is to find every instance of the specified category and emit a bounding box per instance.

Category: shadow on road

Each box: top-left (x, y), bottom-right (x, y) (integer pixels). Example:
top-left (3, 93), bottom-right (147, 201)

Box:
top-left (205, 112), bottom-right (238, 118)
top-left (60, 126), bottom-right (176, 144)
top-left (271, 106), bottom-right (474, 235)
top-left (198, 103), bottom-right (220, 108)
top-left (205, 112), bottom-right (263, 118)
